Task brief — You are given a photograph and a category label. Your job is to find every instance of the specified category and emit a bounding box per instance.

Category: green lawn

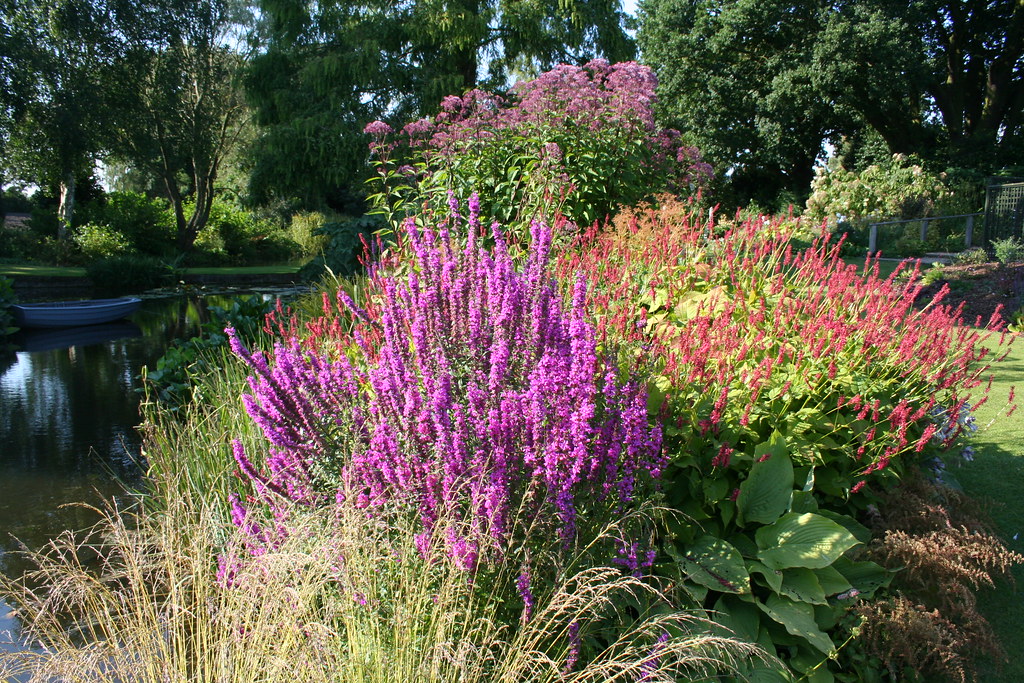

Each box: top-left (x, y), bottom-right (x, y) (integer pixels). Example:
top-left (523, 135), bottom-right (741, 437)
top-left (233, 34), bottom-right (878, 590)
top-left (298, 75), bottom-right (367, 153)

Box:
top-left (0, 263), bottom-right (88, 277)
top-left (957, 334), bottom-right (1024, 680)
top-left (181, 264), bottom-right (302, 275)
top-left (842, 256), bottom-right (919, 281)
top-left (0, 263), bottom-right (301, 277)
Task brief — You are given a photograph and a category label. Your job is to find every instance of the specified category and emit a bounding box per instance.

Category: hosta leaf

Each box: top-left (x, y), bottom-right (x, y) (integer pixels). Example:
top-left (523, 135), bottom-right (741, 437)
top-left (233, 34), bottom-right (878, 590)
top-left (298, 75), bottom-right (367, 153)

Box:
top-left (779, 567), bottom-right (827, 605)
top-left (747, 559), bottom-right (783, 593)
top-left (790, 490), bottom-right (819, 513)
top-left (673, 535), bottom-right (751, 594)
top-left (738, 432), bottom-right (793, 526)
top-left (703, 475), bottom-right (730, 503)
top-left (816, 509), bottom-right (872, 544)
top-left (756, 512), bottom-right (860, 570)
top-left (832, 557), bottom-right (893, 599)
top-left (714, 594), bottom-right (761, 643)
top-left (813, 565), bottom-right (853, 597)
top-left (757, 594), bottom-right (835, 655)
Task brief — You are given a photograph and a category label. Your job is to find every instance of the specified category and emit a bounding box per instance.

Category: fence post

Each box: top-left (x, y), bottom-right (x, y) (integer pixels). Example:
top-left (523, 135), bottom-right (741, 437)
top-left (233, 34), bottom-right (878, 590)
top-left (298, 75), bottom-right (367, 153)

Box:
top-left (869, 223), bottom-right (878, 255)
top-left (965, 215), bottom-right (974, 248)
top-left (920, 218), bottom-right (929, 243)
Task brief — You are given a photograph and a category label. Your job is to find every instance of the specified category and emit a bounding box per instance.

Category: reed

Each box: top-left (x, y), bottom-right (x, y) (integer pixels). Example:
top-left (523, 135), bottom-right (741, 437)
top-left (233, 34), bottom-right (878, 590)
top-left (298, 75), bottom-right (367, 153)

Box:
top-left (1, 484), bottom-right (763, 682)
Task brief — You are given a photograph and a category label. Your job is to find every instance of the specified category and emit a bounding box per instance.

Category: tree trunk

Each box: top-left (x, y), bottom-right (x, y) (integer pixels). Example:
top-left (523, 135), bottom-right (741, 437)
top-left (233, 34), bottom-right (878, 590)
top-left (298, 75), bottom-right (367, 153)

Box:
top-left (57, 171), bottom-right (76, 240)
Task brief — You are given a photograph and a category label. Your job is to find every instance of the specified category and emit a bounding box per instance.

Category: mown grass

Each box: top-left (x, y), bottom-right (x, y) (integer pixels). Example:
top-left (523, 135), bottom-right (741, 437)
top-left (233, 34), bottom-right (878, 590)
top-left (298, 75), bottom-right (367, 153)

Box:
top-left (0, 263), bottom-right (88, 277)
top-left (955, 333), bottom-right (1024, 681)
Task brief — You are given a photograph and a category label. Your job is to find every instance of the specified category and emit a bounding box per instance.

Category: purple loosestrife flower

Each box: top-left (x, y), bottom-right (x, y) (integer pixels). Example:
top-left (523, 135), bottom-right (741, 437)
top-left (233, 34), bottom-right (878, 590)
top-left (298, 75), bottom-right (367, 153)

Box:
top-left (565, 620), bottom-right (581, 673)
top-left (517, 569), bottom-right (535, 622)
top-left (229, 194), bottom-right (662, 570)
top-left (637, 629), bottom-right (671, 681)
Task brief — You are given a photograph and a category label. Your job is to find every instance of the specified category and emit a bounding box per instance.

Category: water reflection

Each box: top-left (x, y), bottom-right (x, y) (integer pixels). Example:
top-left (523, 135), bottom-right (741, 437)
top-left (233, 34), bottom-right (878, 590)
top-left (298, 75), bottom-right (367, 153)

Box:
top-left (0, 292), bottom-right (272, 653)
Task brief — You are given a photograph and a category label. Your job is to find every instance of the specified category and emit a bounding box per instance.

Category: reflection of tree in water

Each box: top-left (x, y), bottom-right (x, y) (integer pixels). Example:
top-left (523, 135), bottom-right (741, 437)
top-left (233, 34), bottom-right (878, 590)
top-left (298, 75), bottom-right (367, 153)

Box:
top-left (0, 350), bottom-right (16, 379)
top-left (1, 343), bottom-right (141, 474)
top-left (0, 294), bottom-right (246, 612)
top-left (0, 294), bottom-right (225, 477)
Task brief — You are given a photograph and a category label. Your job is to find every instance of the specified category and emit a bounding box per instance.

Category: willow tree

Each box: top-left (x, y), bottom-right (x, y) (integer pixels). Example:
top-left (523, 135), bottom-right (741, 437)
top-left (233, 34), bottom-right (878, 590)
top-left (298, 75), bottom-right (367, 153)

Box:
top-left (245, 0), bottom-right (636, 210)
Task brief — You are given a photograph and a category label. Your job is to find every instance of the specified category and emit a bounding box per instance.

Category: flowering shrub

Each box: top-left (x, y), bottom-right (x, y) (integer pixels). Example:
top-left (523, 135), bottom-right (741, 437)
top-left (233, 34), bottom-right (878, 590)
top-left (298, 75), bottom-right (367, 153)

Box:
top-left (229, 196), bottom-right (663, 577)
top-left (364, 60), bottom-right (711, 239)
top-left (805, 154), bottom-right (947, 228)
top-left (553, 206), bottom-right (1015, 679)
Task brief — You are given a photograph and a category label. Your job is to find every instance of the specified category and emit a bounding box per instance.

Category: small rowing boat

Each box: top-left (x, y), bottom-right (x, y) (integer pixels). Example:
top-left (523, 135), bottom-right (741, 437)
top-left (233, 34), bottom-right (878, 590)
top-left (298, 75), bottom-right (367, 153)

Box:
top-left (11, 297), bottom-right (142, 329)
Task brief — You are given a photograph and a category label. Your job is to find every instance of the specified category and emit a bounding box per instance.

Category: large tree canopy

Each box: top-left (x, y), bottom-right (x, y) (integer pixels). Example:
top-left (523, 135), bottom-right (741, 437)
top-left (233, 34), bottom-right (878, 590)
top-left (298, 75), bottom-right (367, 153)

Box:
top-left (107, 0), bottom-right (250, 251)
top-left (1, 0), bottom-right (116, 234)
top-left (245, 0), bottom-right (636, 210)
top-left (639, 0), bottom-right (1024, 209)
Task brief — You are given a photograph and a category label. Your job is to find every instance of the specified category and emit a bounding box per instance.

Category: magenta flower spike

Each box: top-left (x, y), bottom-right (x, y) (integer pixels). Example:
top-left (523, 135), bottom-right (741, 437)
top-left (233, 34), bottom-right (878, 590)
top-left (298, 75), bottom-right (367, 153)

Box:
top-left (230, 195), bottom-right (663, 569)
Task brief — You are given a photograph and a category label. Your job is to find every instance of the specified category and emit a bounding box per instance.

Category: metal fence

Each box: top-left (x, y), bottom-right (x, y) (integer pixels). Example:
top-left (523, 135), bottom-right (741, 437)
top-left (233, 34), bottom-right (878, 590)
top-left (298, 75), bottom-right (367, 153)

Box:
top-left (983, 179), bottom-right (1024, 244)
top-left (865, 213), bottom-right (983, 256)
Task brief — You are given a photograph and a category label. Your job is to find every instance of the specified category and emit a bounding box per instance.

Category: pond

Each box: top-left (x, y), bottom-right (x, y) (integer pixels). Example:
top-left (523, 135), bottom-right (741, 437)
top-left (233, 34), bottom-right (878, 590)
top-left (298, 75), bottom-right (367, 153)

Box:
top-left (0, 292), bottom-right (291, 655)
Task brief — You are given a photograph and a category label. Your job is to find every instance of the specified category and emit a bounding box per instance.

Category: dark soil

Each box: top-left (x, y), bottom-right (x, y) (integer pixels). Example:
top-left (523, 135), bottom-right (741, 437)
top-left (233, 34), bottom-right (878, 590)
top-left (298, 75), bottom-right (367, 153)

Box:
top-left (915, 262), bottom-right (1024, 328)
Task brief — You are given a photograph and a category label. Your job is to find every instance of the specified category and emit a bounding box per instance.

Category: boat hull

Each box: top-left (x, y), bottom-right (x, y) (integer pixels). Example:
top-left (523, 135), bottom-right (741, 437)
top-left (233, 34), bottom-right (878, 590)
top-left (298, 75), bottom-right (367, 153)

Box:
top-left (11, 298), bottom-right (143, 328)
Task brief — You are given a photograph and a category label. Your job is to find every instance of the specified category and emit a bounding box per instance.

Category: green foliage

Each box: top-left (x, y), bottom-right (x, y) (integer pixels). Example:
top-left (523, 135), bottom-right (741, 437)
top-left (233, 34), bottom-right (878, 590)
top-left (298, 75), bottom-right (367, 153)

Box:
top-left (1008, 307), bottom-right (1024, 334)
top-left (298, 214), bottom-right (381, 280)
top-left (287, 211), bottom-right (331, 258)
top-left (245, 0), bottom-right (635, 210)
top-left (72, 222), bottom-right (132, 259)
top-left (143, 295), bottom-right (275, 408)
top-left (0, 224), bottom-right (43, 260)
top-left (105, 0), bottom-right (249, 252)
top-left (1, 188), bottom-right (34, 214)
top-left (805, 154), bottom-right (947, 228)
top-left (639, 0), bottom-right (1024, 209)
top-left (991, 237), bottom-right (1024, 265)
top-left (953, 248), bottom-right (988, 266)
top-left (638, 0), bottom-right (838, 210)
top-left (920, 264), bottom-right (946, 287)
top-left (85, 254), bottom-right (174, 295)
top-left (2, 0), bottom-right (118, 232)
top-left (189, 200), bottom-right (299, 266)
top-left (80, 191), bottom-right (176, 256)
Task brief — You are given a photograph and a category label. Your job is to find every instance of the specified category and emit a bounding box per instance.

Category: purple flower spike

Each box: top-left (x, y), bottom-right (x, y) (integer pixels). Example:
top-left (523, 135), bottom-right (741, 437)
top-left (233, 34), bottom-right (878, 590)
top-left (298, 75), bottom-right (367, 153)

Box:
top-left (227, 196), bottom-right (662, 570)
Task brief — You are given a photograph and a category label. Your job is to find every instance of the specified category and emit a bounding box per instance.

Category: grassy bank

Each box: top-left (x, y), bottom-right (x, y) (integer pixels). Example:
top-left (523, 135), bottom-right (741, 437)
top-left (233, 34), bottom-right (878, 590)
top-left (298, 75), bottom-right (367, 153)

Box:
top-left (959, 334), bottom-right (1024, 681)
top-left (0, 263), bottom-right (302, 278)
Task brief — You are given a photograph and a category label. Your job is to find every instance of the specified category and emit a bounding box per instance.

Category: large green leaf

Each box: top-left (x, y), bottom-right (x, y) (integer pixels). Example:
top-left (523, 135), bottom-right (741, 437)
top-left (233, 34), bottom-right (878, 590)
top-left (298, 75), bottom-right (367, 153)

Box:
top-left (816, 509), bottom-right (872, 544)
top-left (757, 594), bottom-right (835, 655)
top-left (756, 512), bottom-right (860, 570)
top-left (779, 567), bottom-right (827, 605)
top-left (813, 565), bottom-right (853, 597)
top-left (714, 594), bottom-right (761, 643)
top-left (671, 535), bottom-right (751, 594)
top-left (748, 667), bottom-right (795, 683)
top-left (747, 559), bottom-right (783, 593)
top-left (832, 557), bottom-right (894, 599)
top-left (738, 432), bottom-right (793, 526)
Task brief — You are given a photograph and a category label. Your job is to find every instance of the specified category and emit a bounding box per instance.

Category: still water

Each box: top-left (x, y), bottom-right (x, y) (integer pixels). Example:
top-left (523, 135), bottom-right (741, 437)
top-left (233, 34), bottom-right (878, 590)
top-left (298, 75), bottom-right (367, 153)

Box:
top-left (0, 293), bottom-right (273, 654)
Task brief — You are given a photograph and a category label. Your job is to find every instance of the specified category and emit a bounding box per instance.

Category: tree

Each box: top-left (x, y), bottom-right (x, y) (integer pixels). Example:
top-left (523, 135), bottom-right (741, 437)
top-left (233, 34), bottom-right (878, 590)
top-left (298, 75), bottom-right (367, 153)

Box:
top-left (107, 0), bottom-right (251, 252)
top-left (245, 0), bottom-right (636, 211)
top-left (638, 0), bottom-right (1024, 209)
top-left (1, 0), bottom-right (116, 237)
